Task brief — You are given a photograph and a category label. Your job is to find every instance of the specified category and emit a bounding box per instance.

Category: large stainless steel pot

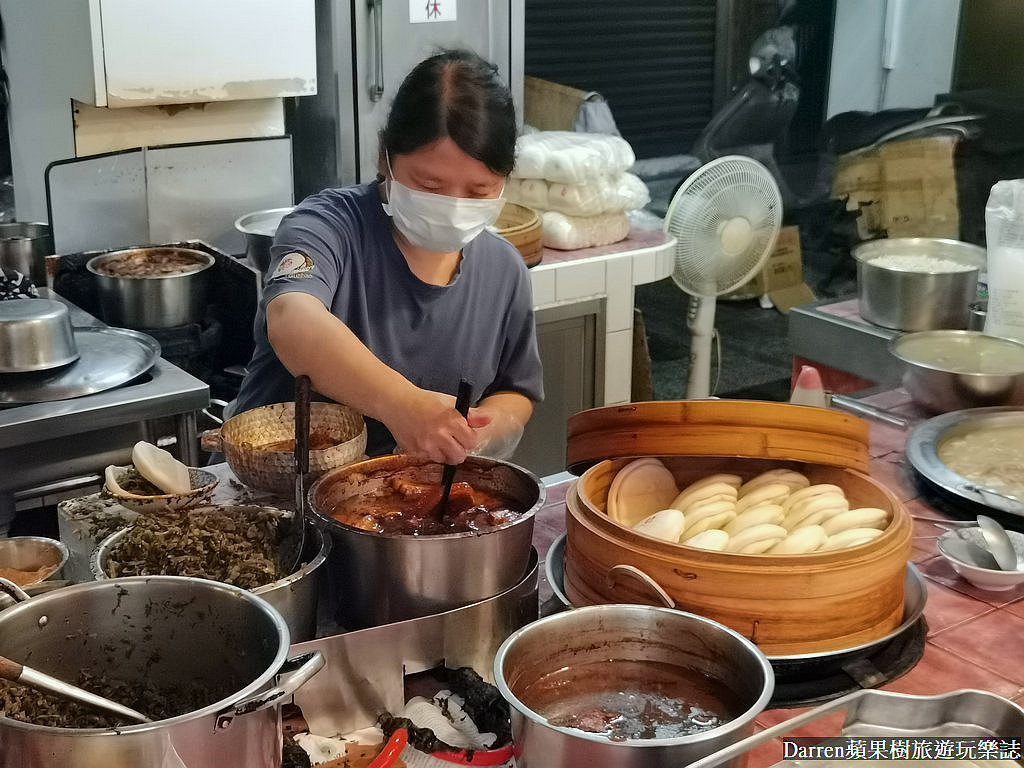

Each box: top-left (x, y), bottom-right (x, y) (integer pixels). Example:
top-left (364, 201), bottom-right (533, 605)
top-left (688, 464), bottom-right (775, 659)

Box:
top-left (86, 247), bottom-right (215, 328)
top-left (0, 222), bottom-right (52, 286)
top-left (308, 454), bottom-right (544, 629)
top-left (494, 604), bottom-right (774, 768)
top-left (0, 576), bottom-right (324, 768)
top-left (92, 519), bottom-right (331, 643)
top-left (853, 238), bottom-right (985, 331)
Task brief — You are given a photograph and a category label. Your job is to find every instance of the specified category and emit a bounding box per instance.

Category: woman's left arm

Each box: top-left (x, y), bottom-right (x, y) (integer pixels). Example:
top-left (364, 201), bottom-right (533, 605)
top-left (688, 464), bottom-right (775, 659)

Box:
top-left (466, 391), bottom-right (534, 459)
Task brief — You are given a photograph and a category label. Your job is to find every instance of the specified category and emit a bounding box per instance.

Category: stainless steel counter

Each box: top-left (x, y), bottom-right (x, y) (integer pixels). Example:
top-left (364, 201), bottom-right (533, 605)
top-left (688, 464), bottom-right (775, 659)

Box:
top-left (789, 296), bottom-right (902, 388)
top-left (0, 291), bottom-right (208, 512)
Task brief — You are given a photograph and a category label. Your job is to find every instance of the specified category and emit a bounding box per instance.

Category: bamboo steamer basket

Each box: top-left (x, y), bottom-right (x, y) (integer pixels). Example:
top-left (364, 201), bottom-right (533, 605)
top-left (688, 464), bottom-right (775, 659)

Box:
top-left (563, 400), bottom-right (913, 657)
top-left (495, 201), bottom-right (543, 267)
top-left (201, 401), bottom-right (367, 494)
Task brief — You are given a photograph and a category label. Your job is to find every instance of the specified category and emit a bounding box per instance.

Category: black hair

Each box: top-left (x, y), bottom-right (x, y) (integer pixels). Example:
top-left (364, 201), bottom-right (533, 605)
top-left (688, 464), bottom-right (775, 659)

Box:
top-left (381, 49), bottom-right (517, 177)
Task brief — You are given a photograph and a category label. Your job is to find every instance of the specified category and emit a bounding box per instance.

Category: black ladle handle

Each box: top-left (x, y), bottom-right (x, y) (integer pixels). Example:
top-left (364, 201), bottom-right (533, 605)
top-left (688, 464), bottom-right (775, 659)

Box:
top-left (295, 374), bottom-right (311, 476)
top-left (439, 379), bottom-right (473, 513)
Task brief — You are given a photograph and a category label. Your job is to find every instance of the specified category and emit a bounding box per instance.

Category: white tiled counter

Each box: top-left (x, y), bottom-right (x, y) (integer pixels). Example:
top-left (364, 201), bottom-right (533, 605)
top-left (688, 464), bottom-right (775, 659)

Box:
top-left (528, 229), bottom-right (675, 406)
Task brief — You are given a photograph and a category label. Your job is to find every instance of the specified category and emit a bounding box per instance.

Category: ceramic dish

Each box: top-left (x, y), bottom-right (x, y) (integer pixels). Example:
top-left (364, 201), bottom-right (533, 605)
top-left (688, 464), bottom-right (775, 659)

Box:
top-left (103, 465), bottom-right (218, 513)
top-left (937, 527), bottom-right (1024, 591)
top-left (905, 406), bottom-right (1024, 518)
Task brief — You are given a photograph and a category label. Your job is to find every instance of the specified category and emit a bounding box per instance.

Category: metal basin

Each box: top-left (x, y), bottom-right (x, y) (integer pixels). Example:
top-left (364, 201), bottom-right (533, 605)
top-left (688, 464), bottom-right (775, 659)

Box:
top-left (308, 454), bottom-right (544, 629)
top-left (0, 299), bottom-right (78, 372)
top-left (891, 330), bottom-right (1024, 412)
top-left (493, 604), bottom-right (774, 768)
top-left (0, 536), bottom-right (69, 586)
top-left (0, 222), bottom-right (52, 286)
top-left (853, 238), bottom-right (985, 331)
top-left (234, 207), bottom-right (293, 273)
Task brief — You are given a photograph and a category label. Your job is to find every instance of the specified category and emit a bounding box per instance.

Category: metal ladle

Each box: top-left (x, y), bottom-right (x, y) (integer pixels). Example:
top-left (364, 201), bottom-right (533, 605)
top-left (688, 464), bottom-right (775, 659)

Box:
top-left (0, 653), bottom-right (152, 724)
top-left (976, 514), bottom-right (1021, 571)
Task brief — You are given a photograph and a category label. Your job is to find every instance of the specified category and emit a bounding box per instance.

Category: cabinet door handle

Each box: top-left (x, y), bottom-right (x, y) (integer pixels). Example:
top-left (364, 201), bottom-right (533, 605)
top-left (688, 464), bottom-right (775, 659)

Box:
top-left (369, 0), bottom-right (384, 102)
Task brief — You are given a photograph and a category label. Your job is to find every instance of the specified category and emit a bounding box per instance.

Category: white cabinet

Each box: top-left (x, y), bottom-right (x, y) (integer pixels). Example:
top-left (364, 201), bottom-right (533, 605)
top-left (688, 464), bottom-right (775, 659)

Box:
top-left (88, 0), bottom-right (316, 107)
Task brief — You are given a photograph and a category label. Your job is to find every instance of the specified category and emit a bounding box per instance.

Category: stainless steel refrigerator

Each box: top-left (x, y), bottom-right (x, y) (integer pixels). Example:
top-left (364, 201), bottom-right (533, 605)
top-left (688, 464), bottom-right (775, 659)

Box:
top-left (292, 0), bottom-right (525, 199)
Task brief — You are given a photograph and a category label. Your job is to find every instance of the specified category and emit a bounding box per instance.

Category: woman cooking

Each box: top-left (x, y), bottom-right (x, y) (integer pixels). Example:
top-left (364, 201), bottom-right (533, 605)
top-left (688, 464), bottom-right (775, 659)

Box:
top-left (232, 49), bottom-right (543, 464)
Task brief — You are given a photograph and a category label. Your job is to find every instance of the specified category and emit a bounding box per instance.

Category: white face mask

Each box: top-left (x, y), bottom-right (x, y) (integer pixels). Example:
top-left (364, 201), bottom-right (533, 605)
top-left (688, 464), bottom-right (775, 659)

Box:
top-left (381, 155), bottom-right (505, 253)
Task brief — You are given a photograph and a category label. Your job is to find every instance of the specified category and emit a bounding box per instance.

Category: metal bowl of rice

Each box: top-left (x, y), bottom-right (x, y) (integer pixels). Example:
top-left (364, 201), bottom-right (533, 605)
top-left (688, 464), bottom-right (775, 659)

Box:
top-left (853, 238), bottom-right (986, 331)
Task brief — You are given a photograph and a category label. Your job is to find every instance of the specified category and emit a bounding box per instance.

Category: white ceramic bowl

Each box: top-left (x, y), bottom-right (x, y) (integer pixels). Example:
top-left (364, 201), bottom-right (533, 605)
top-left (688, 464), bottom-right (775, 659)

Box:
top-left (937, 526), bottom-right (1024, 591)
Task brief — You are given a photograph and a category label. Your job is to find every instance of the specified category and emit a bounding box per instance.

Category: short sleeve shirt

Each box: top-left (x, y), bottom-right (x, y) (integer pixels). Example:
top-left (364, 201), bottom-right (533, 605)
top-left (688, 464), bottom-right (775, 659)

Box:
top-left (233, 182), bottom-right (544, 455)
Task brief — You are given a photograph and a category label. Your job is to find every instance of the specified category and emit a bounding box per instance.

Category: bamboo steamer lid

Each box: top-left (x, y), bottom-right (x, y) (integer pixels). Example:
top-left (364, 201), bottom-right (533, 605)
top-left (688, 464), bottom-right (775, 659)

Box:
top-left (562, 401), bottom-right (913, 657)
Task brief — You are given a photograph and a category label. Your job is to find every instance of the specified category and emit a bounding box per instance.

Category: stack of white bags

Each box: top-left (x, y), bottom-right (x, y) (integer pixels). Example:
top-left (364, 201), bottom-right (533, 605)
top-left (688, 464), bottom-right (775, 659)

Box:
top-left (505, 131), bottom-right (650, 250)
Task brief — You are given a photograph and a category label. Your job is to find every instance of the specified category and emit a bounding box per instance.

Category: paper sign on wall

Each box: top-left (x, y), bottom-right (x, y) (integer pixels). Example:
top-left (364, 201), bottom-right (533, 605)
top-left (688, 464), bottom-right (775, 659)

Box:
top-left (410, 0), bottom-right (456, 23)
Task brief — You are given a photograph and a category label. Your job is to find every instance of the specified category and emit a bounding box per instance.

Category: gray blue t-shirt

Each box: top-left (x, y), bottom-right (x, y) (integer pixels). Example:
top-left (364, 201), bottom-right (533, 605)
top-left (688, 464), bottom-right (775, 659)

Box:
top-left (233, 182), bottom-right (544, 455)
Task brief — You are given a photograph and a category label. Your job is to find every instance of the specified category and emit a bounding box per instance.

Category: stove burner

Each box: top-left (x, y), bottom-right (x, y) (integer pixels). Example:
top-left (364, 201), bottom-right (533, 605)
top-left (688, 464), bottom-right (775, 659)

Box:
top-left (768, 617), bottom-right (928, 708)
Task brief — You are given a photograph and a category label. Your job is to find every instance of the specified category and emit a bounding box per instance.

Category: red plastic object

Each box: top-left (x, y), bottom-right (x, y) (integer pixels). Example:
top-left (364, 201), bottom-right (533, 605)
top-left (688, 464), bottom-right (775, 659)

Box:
top-left (368, 728), bottom-right (408, 768)
top-left (430, 744), bottom-right (515, 766)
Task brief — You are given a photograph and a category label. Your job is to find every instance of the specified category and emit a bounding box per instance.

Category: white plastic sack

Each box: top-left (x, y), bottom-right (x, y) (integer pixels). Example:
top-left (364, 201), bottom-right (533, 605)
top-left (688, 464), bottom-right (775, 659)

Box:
top-left (512, 131), bottom-right (636, 183)
top-left (542, 210), bottom-right (631, 250)
top-left (984, 179), bottom-right (1024, 342)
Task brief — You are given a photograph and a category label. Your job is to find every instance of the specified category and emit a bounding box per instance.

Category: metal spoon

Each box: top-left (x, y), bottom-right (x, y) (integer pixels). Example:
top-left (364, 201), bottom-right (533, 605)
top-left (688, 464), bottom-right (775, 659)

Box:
top-left (939, 532), bottom-right (1001, 570)
top-left (0, 654), bottom-right (152, 724)
top-left (976, 515), bottom-right (1021, 571)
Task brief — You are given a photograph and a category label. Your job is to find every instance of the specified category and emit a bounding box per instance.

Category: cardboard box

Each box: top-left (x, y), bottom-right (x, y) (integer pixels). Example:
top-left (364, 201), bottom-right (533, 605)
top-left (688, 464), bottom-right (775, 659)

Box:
top-left (832, 134), bottom-right (960, 241)
top-left (726, 225), bottom-right (816, 313)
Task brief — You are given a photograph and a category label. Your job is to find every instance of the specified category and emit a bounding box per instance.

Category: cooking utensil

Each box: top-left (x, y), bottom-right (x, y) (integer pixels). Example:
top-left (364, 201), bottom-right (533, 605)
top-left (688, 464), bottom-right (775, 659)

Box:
top-left (0, 299), bottom-right (78, 372)
top-left (0, 576), bottom-right (324, 768)
top-left (937, 527), bottom-right (1024, 591)
top-left (493, 604), bottom-right (774, 768)
top-left (308, 454), bottom-right (543, 629)
top-left (438, 379), bottom-right (473, 518)
top-left (0, 653), bottom-right (151, 724)
top-left (852, 237), bottom-right (985, 331)
top-left (976, 514), bottom-right (1021, 570)
top-left (234, 207), bottom-right (294, 273)
top-left (86, 247), bottom-right (215, 328)
top-left (0, 222), bottom-right (53, 286)
top-left (285, 374), bottom-right (311, 575)
top-left (937, 529), bottom-right (1001, 570)
top-left (0, 536), bottom-right (69, 587)
top-left (0, 327), bottom-right (160, 404)
top-left (905, 406), bottom-right (1024, 517)
top-left (890, 330), bottom-right (1024, 413)
top-left (828, 393), bottom-right (909, 429)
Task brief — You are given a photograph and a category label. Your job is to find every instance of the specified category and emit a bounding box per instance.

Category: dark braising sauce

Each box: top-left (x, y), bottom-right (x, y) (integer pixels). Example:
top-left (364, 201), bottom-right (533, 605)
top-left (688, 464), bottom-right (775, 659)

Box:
top-left (516, 659), bottom-right (735, 741)
top-left (330, 479), bottom-right (522, 535)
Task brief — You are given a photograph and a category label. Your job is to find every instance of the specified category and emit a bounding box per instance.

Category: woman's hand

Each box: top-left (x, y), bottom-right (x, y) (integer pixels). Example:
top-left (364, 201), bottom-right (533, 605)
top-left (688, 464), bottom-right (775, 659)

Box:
top-left (387, 388), bottom-right (490, 464)
top-left (466, 392), bottom-right (532, 460)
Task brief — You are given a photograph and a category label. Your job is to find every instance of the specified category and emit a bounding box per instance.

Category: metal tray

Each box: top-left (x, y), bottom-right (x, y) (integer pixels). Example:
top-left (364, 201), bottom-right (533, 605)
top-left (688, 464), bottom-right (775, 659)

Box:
top-left (687, 688), bottom-right (1024, 768)
top-left (0, 327), bottom-right (160, 403)
top-left (545, 532), bottom-right (928, 664)
top-left (906, 407), bottom-right (1024, 518)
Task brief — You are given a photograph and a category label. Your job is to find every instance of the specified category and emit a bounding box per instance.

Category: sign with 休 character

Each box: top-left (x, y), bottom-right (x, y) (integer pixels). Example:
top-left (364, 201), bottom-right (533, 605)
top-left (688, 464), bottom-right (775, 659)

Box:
top-left (410, 0), bottom-right (456, 23)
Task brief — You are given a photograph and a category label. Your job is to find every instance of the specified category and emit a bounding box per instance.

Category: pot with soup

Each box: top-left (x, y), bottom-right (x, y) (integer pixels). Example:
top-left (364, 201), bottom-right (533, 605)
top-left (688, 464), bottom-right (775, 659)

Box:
top-left (308, 454), bottom-right (544, 629)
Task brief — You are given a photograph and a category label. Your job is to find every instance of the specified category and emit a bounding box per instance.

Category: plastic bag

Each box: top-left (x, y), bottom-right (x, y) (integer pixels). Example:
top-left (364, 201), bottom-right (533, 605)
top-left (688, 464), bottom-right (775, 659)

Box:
top-left (512, 131), bottom-right (636, 183)
top-left (542, 210), bottom-right (631, 250)
top-left (984, 180), bottom-right (1024, 342)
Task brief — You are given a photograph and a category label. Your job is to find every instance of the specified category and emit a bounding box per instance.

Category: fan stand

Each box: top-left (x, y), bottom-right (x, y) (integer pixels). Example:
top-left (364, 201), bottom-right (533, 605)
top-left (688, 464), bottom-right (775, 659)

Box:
top-left (685, 296), bottom-right (718, 399)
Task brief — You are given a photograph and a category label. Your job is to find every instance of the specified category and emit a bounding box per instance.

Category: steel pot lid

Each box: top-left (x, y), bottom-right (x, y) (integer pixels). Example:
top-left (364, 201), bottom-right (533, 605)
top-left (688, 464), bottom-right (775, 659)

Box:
top-left (0, 327), bottom-right (159, 403)
top-left (0, 299), bottom-right (79, 373)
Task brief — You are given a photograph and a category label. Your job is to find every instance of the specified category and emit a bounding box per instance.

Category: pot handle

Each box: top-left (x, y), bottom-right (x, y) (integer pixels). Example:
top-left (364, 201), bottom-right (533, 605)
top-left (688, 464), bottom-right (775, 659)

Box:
top-left (200, 428), bottom-right (224, 453)
top-left (0, 577), bottom-right (31, 604)
top-left (213, 651), bottom-right (324, 731)
top-left (606, 564), bottom-right (675, 608)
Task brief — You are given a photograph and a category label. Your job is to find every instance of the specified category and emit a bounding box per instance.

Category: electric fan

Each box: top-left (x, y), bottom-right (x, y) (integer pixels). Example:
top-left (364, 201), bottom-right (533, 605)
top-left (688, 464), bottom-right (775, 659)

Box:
top-left (662, 155), bottom-right (783, 399)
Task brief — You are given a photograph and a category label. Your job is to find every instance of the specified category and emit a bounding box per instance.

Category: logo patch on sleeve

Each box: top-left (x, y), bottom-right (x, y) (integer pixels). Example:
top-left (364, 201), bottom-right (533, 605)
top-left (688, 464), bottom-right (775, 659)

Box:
top-left (270, 252), bottom-right (315, 279)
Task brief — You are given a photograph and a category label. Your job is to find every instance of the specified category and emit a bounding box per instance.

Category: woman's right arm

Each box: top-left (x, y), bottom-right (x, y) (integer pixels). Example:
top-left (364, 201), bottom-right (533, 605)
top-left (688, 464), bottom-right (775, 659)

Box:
top-left (266, 291), bottom-right (478, 463)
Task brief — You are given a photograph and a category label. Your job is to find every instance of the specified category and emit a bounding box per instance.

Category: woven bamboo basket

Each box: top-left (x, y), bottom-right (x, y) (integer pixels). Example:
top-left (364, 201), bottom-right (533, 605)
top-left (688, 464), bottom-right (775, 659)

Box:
top-left (562, 400), bottom-right (913, 657)
top-left (201, 401), bottom-right (367, 494)
top-left (495, 201), bottom-right (543, 267)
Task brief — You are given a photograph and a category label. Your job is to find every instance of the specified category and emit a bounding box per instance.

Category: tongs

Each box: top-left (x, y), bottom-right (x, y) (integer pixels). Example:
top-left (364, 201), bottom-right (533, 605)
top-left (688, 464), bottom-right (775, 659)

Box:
top-left (437, 380), bottom-right (473, 518)
top-left (282, 374), bottom-right (311, 574)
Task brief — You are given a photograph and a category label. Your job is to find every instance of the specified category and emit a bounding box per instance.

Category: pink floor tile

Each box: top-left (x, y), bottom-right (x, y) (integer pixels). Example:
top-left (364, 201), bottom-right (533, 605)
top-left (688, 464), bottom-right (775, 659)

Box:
top-left (918, 577), bottom-right (994, 634)
top-left (928, 610), bottom-right (1024, 686)
top-left (881, 642), bottom-right (1024, 699)
top-left (1003, 598), bottom-right (1024, 619)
